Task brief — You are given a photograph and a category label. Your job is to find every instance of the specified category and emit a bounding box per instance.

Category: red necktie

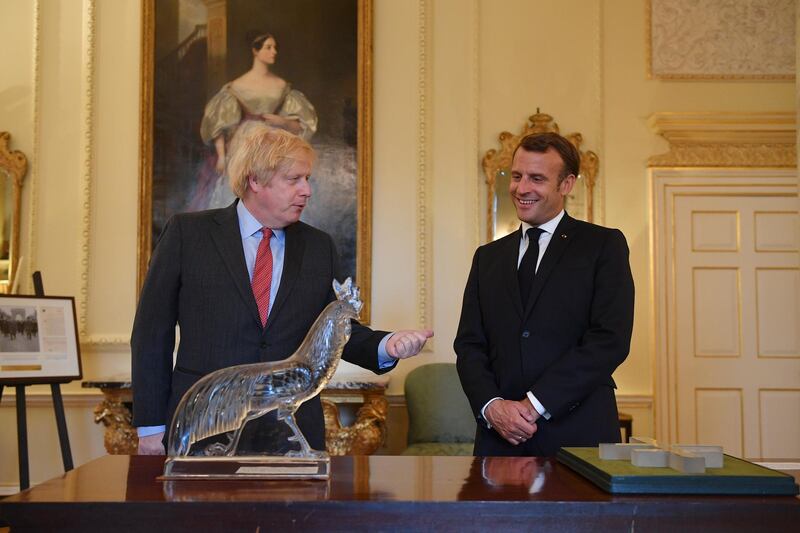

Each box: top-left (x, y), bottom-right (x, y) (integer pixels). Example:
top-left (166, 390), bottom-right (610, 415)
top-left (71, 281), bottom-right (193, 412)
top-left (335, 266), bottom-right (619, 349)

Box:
top-left (252, 228), bottom-right (273, 326)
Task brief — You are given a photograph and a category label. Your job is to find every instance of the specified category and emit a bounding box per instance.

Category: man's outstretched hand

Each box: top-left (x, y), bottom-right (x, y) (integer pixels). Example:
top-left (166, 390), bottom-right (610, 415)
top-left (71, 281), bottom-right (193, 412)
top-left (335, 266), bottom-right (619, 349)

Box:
top-left (386, 329), bottom-right (434, 359)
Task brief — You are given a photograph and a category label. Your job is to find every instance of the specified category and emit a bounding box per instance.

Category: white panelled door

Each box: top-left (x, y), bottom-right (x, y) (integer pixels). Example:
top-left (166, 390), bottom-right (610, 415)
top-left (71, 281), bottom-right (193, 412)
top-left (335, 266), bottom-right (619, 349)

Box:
top-left (654, 169), bottom-right (799, 460)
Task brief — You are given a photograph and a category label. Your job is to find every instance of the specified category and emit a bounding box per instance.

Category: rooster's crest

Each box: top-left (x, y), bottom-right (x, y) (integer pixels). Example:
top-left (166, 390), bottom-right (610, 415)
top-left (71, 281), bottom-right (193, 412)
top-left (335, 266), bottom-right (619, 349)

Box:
top-left (333, 277), bottom-right (362, 318)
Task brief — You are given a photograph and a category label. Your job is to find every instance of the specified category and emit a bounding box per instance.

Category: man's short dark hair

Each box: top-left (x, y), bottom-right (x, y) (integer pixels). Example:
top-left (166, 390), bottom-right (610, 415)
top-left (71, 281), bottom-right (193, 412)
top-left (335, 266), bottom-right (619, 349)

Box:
top-left (514, 132), bottom-right (580, 182)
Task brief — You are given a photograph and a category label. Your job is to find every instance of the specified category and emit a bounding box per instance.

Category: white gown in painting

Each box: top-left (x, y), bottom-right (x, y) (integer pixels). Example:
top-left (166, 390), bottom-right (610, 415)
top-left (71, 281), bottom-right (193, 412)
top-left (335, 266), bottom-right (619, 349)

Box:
top-left (193, 82), bottom-right (318, 209)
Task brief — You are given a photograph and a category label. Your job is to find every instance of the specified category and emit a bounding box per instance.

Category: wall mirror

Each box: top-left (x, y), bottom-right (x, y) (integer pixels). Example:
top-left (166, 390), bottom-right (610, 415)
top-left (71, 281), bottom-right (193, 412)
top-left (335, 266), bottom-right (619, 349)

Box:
top-left (0, 132), bottom-right (27, 293)
top-left (482, 111), bottom-right (599, 242)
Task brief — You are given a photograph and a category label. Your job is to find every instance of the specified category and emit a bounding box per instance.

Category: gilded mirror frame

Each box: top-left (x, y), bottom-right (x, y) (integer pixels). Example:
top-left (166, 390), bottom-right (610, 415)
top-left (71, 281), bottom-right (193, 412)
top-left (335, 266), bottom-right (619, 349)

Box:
top-left (0, 132), bottom-right (27, 293)
top-left (482, 111), bottom-right (599, 242)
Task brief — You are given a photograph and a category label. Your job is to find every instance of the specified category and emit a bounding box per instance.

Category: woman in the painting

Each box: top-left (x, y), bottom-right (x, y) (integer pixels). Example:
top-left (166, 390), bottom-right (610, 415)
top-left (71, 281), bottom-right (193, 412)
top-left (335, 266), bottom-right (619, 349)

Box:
top-left (190, 31), bottom-right (318, 209)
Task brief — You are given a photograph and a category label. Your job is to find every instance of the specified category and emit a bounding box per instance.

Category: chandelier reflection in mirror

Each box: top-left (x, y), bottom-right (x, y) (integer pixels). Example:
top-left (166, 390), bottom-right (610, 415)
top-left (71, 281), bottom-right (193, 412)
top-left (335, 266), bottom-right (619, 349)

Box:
top-left (164, 278), bottom-right (361, 477)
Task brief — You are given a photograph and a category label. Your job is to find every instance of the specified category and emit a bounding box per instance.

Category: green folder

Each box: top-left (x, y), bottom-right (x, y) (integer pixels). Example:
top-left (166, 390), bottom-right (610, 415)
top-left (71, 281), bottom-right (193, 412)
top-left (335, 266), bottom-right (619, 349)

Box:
top-left (557, 447), bottom-right (799, 495)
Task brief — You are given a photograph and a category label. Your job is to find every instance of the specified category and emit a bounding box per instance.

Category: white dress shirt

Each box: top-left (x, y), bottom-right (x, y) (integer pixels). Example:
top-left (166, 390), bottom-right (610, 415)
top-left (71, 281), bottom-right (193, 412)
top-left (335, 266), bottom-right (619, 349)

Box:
top-left (480, 209), bottom-right (566, 427)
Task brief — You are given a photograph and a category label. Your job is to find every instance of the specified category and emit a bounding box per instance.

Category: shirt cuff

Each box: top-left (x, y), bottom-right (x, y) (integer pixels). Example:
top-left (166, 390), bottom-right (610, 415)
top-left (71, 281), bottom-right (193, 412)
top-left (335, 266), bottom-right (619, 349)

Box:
top-left (526, 391), bottom-right (551, 420)
top-left (480, 397), bottom-right (503, 428)
top-left (137, 425), bottom-right (166, 437)
top-left (377, 333), bottom-right (395, 369)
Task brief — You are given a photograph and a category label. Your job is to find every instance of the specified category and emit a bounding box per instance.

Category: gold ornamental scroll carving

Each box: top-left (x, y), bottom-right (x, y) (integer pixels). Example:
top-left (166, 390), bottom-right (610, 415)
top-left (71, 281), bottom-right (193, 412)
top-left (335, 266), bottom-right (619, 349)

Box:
top-left (94, 389), bottom-right (138, 455)
top-left (322, 396), bottom-right (388, 456)
top-left (483, 112), bottom-right (599, 242)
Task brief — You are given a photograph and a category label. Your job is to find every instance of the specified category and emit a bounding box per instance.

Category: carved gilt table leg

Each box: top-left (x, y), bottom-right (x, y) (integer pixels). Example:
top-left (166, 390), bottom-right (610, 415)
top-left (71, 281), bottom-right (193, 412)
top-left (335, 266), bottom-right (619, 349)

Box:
top-left (93, 389), bottom-right (138, 455)
top-left (322, 395), bottom-right (388, 456)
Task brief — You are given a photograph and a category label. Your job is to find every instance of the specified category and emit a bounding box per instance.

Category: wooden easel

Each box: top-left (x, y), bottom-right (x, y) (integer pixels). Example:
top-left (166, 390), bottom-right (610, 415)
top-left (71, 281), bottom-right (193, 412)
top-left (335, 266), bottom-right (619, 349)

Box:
top-left (0, 272), bottom-right (74, 491)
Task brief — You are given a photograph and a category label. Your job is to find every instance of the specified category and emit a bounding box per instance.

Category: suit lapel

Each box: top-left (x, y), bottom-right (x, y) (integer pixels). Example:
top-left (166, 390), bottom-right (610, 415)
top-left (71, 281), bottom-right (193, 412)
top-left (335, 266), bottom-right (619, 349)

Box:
top-left (210, 201), bottom-right (262, 327)
top-left (264, 222), bottom-right (305, 333)
top-left (523, 214), bottom-right (580, 318)
top-left (503, 228), bottom-right (525, 319)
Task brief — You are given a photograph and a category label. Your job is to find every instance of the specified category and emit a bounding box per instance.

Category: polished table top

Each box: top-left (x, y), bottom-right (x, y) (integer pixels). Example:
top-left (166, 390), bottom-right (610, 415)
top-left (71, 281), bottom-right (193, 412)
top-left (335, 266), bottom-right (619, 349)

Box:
top-left (2, 455), bottom-right (799, 532)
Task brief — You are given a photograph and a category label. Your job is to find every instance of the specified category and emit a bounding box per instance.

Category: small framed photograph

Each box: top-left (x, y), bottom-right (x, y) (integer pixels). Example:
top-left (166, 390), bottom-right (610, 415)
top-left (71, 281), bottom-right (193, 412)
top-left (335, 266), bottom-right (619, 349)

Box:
top-left (0, 295), bottom-right (81, 384)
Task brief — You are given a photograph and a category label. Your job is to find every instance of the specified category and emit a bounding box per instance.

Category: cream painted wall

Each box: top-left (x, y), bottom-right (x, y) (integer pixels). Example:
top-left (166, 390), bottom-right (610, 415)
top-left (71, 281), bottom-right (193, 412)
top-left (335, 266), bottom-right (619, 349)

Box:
top-left (0, 0), bottom-right (142, 491)
top-left (0, 0), bottom-right (794, 490)
top-left (602, 0), bottom-right (794, 400)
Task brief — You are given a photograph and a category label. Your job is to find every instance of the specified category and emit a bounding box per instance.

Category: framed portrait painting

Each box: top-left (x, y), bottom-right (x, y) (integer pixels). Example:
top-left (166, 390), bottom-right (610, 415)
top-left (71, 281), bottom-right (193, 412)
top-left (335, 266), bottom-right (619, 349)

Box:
top-left (139, 0), bottom-right (374, 321)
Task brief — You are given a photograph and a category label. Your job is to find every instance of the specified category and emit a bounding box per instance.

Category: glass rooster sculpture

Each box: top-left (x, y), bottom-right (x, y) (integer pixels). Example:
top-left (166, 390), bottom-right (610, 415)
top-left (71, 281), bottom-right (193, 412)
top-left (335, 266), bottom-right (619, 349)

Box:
top-left (166, 278), bottom-right (362, 459)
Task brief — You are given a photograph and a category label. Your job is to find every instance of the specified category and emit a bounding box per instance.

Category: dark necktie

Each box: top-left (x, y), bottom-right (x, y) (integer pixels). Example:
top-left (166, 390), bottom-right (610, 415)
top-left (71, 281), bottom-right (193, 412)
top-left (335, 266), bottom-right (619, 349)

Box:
top-left (252, 228), bottom-right (273, 327)
top-left (518, 227), bottom-right (544, 307)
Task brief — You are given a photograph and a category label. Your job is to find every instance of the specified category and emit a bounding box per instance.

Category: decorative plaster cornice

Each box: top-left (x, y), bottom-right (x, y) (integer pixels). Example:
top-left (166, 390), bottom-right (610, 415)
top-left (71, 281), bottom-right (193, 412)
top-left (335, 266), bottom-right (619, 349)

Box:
top-left (649, 112), bottom-right (796, 133)
top-left (649, 144), bottom-right (796, 168)
top-left (648, 112), bottom-right (796, 167)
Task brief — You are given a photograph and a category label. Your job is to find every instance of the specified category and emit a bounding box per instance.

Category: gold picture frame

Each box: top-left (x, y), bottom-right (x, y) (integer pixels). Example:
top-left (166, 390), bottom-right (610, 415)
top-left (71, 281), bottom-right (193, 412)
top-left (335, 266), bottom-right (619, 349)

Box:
top-left (138, 0), bottom-right (374, 322)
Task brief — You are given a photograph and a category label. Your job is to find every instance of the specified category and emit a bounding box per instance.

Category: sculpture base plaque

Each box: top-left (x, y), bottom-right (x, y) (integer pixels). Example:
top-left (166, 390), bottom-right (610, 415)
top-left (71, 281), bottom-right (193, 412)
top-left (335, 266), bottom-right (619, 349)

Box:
top-left (162, 455), bottom-right (331, 480)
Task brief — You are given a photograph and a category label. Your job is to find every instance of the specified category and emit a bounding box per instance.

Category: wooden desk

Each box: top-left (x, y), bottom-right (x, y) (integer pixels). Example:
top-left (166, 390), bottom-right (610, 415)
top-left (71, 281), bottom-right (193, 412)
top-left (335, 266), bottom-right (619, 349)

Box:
top-left (1, 455), bottom-right (797, 532)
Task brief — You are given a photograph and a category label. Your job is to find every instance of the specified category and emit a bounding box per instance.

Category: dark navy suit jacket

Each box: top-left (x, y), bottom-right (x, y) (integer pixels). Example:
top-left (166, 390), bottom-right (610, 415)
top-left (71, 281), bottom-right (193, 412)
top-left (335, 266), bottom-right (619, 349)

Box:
top-left (131, 201), bottom-right (389, 451)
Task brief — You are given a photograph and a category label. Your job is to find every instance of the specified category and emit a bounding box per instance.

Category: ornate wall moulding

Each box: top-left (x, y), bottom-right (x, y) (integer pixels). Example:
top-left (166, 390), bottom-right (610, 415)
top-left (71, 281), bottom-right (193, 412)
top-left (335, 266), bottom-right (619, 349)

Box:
top-left (648, 112), bottom-right (797, 167)
top-left (416, 0), bottom-right (430, 331)
top-left (647, 0), bottom-right (795, 80)
top-left (0, 132), bottom-right (27, 292)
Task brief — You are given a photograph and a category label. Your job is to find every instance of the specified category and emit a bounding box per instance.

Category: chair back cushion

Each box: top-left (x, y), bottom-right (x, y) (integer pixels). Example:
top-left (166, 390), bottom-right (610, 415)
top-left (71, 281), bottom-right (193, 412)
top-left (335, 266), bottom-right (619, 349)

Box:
top-left (404, 363), bottom-right (476, 445)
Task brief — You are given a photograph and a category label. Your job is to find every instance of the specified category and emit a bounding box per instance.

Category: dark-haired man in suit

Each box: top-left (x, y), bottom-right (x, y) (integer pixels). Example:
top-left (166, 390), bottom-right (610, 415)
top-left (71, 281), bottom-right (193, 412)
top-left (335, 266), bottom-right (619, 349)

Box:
top-left (132, 123), bottom-right (433, 455)
top-left (454, 132), bottom-right (634, 456)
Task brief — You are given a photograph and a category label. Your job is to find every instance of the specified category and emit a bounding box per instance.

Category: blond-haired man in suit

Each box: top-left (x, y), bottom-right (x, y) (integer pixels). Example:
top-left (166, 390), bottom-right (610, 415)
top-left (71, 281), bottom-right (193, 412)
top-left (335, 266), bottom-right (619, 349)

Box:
top-left (133, 123), bottom-right (432, 454)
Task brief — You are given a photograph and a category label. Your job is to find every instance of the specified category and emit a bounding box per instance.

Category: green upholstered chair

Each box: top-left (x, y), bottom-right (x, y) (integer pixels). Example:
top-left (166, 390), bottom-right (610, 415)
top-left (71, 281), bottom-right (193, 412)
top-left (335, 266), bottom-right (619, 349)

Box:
top-left (402, 363), bottom-right (476, 456)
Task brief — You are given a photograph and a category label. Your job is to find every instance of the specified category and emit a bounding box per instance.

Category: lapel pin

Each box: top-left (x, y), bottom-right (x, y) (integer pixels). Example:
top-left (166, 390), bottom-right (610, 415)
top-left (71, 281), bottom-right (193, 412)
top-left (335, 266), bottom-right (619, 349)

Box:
top-left (561, 234), bottom-right (567, 239)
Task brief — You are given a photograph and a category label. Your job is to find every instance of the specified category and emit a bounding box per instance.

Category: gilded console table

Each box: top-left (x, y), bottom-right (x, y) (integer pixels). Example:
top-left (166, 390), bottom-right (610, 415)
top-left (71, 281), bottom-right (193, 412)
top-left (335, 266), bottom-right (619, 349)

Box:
top-left (81, 376), bottom-right (389, 456)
